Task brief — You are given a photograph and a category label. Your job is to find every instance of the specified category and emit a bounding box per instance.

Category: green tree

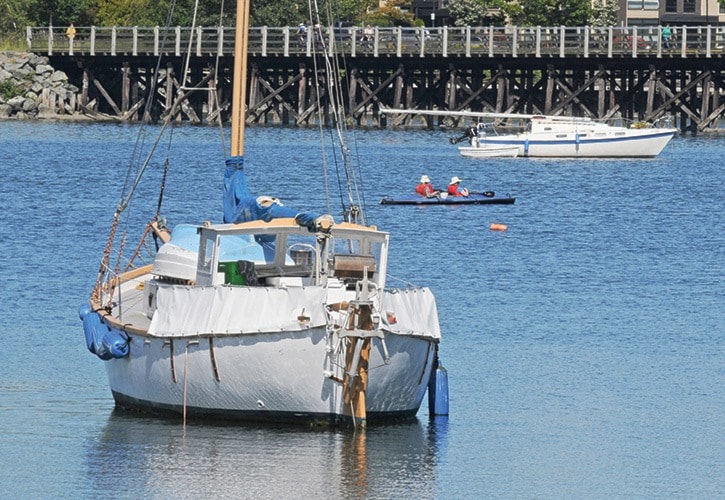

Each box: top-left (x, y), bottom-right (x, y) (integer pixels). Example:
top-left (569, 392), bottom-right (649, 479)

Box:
top-left (447, 0), bottom-right (521, 26)
top-left (25, 0), bottom-right (95, 25)
top-left (514, 0), bottom-right (592, 27)
top-left (0, 0), bottom-right (30, 40)
top-left (92, 0), bottom-right (234, 27)
top-left (362, 0), bottom-right (418, 27)
top-left (251, 0), bottom-right (376, 27)
top-left (251, 0), bottom-right (309, 26)
top-left (590, 0), bottom-right (618, 27)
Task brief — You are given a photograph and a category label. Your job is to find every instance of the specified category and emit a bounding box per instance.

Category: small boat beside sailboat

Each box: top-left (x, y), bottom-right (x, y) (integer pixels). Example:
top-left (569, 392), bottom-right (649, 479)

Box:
top-left (458, 140), bottom-right (519, 158)
top-left (79, 0), bottom-right (448, 428)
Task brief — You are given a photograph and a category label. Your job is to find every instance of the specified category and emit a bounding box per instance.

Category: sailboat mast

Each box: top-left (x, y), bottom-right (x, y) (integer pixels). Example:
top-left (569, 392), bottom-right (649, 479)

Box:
top-left (230, 0), bottom-right (250, 157)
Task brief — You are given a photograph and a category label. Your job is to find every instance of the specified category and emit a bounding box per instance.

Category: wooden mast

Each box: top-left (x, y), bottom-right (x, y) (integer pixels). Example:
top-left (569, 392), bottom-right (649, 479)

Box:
top-left (230, 0), bottom-right (250, 157)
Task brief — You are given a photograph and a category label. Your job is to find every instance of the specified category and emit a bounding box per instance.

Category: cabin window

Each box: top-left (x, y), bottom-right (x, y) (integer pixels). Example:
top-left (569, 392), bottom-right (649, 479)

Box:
top-left (284, 234), bottom-right (318, 275)
top-left (330, 237), bottom-right (382, 283)
top-left (683, 0), bottom-right (695, 13)
top-left (194, 232), bottom-right (218, 285)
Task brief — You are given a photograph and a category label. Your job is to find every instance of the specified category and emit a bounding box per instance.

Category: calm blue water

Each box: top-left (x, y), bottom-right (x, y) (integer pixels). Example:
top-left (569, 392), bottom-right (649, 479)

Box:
top-left (0, 121), bottom-right (722, 498)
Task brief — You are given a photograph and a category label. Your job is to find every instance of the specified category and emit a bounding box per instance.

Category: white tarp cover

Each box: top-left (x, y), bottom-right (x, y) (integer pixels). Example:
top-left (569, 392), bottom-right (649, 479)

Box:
top-left (148, 285), bottom-right (328, 337)
top-left (381, 288), bottom-right (441, 340)
top-left (147, 284), bottom-right (441, 340)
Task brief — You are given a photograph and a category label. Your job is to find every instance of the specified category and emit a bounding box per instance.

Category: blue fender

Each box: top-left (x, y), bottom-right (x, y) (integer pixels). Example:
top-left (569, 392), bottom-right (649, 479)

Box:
top-left (428, 354), bottom-right (449, 417)
top-left (79, 304), bottom-right (129, 360)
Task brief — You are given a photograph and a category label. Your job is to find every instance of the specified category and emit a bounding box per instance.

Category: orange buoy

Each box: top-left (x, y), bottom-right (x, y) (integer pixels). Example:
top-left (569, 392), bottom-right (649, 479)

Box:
top-left (490, 223), bottom-right (508, 231)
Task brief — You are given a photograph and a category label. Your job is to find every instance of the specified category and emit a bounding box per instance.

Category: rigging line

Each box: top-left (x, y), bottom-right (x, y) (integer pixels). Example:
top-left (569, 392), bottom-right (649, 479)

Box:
top-left (321, 68), bottom-right (349, 220)
top-left (141, 1), bottom-right (178, 122)
top-left (112, 0), bottom-right (179, 220)
top-left (317, 2), bottom-right (365, 223)
top-left (155, 127), bottom-right (175, 219)
top-left (215, 0), bottom-right (228, 158)
top-left (181, 0), bottom-right (202, 96)
top-left (121, 0), bottom-right (179, 204)
top-left (308, 1), bottom-right (333, 216)
top-left (307, 2), bottom-right (366, 222)
top-left (116, 119), bottom-right (174, 213)
top-left (329, 56), bottom-right (361, 219)
top-left (334, 57), bottom-right (368, 223)
top-left (309, 15), bottom-right (355, 219)
top-left (95, 0), bottom-right (181, 298)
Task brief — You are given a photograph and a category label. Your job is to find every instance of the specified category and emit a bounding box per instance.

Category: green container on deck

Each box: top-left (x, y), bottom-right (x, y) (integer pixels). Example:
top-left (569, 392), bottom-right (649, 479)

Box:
top-left (220, 261), bottom-right (246, 285)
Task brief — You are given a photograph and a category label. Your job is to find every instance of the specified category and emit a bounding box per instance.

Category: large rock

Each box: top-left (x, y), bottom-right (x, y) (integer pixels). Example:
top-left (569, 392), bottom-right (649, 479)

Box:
top-left (50, 70), bottom-right (68, 83)
top-left (0, 51), bottom-right (82, 120)
top-left (22, 98), bottom-right (38, 112)
top-left (35, 64), bottom-right (54, 75)
top-left (7, 96), bottom-right (25, 109)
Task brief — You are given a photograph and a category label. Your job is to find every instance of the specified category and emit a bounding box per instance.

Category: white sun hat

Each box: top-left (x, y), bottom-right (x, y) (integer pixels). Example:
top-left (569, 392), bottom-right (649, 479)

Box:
top-left (256, 196), bottom-right (281, 207)
top-left (449, 176), bottom-right (461, 185)
top-left (420, 175), bottom-right (430, 183)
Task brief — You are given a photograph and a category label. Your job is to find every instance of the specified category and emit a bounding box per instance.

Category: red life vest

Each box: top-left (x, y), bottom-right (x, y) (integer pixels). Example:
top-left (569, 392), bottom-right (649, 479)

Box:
top-left (416, 183), bottom-right (434, 196)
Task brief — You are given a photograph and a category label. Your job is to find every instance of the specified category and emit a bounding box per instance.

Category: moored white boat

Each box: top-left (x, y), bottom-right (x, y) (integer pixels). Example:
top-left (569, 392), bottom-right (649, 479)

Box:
top-left (465, 115), bottom-right (677, 158)
top-left (380, 108), bottom-right (677, 158)
top-left (79, 0), bottom-right (447, 428)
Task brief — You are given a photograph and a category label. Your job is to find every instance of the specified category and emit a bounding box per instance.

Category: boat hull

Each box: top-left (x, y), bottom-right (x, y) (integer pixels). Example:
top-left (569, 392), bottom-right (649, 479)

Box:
top-left (479, 129), bottom-right (676, 158)
top-left (381, 193), bottom-right (515, 205)
top-left (458, 145), bottom-right (519, 158)
top-left (104, 326), bottom-right (435, 425)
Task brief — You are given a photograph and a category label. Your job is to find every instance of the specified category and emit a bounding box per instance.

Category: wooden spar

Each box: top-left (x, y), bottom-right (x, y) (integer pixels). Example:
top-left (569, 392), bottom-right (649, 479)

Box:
top-left (342, 303), bottom-right (375, 429)
top-left (343, 336), bottom-right (371, 428)
top-left (230, 0), bottom-right (250, 157)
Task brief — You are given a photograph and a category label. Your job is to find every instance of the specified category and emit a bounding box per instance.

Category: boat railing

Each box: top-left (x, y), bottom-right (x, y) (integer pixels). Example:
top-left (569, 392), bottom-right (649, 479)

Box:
top-left (26, 24), bottom-right (725, 59)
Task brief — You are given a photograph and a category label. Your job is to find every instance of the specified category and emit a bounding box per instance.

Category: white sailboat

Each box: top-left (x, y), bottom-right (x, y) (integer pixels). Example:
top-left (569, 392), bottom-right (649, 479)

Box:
top-left (382, 108), bottom-right (677, 158)
top-left (79, 0), bottom-right (447, 428)
top-left (459, 115), bottom-right (677, 158)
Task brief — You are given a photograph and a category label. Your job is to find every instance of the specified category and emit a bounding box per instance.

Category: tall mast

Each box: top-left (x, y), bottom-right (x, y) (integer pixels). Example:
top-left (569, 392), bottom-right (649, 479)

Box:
top-left (230, 0), bottom-right (250, 157)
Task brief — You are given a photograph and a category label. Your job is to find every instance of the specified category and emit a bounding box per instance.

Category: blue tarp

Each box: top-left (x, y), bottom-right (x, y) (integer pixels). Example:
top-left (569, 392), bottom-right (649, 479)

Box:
top-left (223, 156), bottom-right (319, 228)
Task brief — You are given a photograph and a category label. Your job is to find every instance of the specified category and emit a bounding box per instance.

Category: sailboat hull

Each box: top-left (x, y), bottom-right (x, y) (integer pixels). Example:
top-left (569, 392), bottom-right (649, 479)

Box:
top-left (105, 327), bottom-right (435, 425)
top-left (479, 129), bottom-right (676, 158)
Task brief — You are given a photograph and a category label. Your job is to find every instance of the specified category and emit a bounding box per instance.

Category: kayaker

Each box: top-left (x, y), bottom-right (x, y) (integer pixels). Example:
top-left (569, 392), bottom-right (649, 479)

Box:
top-left (447, 176), bottom-right (469, 197)
top-left (415, 175), bottom-right (441, 197)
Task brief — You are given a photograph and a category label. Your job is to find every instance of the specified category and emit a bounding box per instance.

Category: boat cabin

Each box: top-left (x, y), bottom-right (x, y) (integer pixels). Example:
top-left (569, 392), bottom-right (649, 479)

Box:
top-left (153, 217), bottom-right (389, 290)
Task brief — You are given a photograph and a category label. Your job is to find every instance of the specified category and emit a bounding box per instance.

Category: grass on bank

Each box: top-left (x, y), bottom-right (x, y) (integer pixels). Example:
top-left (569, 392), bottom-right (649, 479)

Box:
top-left (0, 36), bottom-right (27, 52)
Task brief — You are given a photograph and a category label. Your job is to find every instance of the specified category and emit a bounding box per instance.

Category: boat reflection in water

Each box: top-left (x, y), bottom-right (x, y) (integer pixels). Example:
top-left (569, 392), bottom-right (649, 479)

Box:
top-left (84, 411), bottom-right (449, 497)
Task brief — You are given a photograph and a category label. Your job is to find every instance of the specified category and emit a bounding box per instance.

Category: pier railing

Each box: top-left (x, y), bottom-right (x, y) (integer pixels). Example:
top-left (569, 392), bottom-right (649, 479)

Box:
top-left (26, 24), bottom-right (725, 59)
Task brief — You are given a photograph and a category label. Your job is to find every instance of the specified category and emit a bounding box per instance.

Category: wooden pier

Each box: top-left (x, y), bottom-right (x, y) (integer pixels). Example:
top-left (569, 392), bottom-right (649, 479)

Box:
top-left (27, 25), bottom-right (725, 130)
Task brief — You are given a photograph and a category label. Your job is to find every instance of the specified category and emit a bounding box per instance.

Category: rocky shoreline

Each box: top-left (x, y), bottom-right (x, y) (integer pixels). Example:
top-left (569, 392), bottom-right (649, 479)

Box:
top-left (0, 51), bottom-right (92, 121)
